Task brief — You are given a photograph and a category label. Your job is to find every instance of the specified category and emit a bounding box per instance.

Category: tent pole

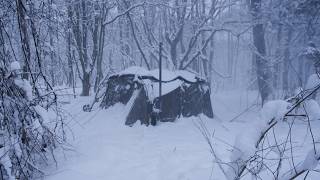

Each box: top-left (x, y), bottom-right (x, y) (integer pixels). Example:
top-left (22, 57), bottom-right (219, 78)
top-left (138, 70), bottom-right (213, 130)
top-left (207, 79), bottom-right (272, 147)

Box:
top-left (159, 42), bottom-right (162, 118)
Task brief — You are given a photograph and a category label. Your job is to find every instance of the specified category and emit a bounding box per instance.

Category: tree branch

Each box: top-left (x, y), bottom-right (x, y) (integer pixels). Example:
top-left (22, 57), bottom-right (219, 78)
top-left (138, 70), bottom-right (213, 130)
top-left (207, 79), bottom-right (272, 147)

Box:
top-left (123, 0), bottom-right (150, 70)
top-left (103, 2), bottom-right (146, 26)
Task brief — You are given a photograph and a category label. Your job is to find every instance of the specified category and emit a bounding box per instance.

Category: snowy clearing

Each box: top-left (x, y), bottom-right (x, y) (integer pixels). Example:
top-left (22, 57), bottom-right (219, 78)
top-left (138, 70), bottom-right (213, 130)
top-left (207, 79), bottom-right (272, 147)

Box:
top-left (45, 90), bottom-right (320, 180)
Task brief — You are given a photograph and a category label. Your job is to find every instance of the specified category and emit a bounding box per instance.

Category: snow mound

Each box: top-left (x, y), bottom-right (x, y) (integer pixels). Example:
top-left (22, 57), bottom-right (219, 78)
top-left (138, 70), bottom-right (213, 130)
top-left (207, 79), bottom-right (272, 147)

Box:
top-left (226, 119), bottom-right (267, 179)
top-left (14, 78), bottom-right (33, 100)
top-left (306, 74), bottom-right (320, 89)
top-left (302, 149), bottom-right (320, 171)
top-left (282, 148), bottom-right (320, 180)
top-left (260, 100), bottom-right (290, 122)
top-left (10, 61), bottom-right (21, 71)
top-left (304, 100), bottom-right (320, 120)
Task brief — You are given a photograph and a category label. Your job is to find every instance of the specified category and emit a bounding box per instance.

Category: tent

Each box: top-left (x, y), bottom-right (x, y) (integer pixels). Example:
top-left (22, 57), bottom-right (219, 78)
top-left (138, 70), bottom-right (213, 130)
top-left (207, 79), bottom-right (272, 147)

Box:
top-left (100, 66), bottom-right (214, 126)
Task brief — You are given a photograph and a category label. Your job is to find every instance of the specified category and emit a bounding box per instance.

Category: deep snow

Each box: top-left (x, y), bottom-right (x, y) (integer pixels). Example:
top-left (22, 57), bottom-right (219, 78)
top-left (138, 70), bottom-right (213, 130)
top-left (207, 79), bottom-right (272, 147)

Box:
top-left (45, 89), bottom-right (320, 180)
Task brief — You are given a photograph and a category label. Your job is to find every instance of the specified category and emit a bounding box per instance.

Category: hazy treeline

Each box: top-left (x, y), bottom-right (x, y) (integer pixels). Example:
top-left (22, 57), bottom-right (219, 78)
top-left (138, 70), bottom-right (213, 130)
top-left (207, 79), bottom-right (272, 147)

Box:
top-left (0, 0), bottom-right (320, 101)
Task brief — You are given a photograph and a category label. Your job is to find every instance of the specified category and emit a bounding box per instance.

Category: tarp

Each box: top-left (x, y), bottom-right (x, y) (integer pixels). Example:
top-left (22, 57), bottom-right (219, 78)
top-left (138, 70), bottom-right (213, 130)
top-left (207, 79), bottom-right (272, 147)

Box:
top-left (125, 88), bottom-right (151, 126)
top-left (100, 67), bottom-right (214, 126)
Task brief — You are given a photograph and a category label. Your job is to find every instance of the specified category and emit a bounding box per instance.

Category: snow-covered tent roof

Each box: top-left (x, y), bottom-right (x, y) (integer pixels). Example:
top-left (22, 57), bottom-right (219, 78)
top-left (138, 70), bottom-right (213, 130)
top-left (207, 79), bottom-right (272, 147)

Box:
top-left (114, 66), bottom-right (203, 83)
top-left (110, 66), bottom-right (205, 99)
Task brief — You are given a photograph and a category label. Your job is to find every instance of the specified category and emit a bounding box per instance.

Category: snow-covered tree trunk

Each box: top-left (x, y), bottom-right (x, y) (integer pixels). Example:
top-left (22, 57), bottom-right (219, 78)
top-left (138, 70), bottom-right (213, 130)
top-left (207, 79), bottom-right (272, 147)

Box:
top-left (66, 21), bottom-right (74, 87)
top-left (48, 0), bottom-right (56, 86)
top-left (16, 0), bottom-right (31, 69)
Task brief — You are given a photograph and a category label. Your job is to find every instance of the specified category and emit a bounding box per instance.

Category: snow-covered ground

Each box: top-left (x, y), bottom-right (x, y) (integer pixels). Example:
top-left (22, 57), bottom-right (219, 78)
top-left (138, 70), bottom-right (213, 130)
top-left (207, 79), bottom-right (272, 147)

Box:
top-left (45, 89), bottom-right (320, 180)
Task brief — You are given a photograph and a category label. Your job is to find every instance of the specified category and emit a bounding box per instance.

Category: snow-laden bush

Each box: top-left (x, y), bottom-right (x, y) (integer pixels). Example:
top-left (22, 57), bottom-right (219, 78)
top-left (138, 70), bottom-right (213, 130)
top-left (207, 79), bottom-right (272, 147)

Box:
top-left (203, 85), bottom-right (320, 180)
top-left (0, 68), bottom-right (66, 179)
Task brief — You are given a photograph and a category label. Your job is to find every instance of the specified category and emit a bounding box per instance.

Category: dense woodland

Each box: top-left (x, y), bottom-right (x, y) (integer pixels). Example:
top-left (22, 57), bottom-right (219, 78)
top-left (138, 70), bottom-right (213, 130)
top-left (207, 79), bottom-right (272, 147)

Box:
top-left (1, 0), bottom-right (320, 179)
top-left (1, 0), bottom-right (319, 98)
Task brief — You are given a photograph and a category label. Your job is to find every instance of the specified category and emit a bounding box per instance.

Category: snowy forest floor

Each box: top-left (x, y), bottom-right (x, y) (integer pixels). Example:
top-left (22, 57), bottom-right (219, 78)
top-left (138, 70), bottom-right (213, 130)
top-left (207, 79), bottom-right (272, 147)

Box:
top-left (44, 89), bottom-right (320, 180)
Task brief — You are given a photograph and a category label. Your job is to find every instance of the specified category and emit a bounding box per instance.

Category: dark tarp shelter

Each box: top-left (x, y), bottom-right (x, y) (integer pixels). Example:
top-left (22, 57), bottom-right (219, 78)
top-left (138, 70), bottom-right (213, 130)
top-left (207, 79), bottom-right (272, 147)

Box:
top-left (100, 67), bottom-right (214, 126)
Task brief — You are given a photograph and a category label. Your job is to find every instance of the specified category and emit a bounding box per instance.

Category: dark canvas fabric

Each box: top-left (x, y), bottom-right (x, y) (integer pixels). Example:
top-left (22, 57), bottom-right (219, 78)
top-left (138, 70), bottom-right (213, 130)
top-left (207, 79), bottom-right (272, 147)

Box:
top-left (153, 87), bottom-right (183, 122)
top-left (202, 90), bottom-right (214, 118)
top-left (182, 83), bottom-right (213, 118)
top-left (125, 88), bottom-right (151, 126)
top-left (100, 75), bottom-right (141, 109)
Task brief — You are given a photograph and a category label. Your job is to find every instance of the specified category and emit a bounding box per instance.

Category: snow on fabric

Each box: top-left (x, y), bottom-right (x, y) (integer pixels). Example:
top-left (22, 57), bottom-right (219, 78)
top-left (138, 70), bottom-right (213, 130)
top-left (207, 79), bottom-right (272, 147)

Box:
top-left (116, 66), bottom-right (199, 82)
top-left (143, 79), bottom-right (182, 100)
top-left (113, 66), bottom-right (202, 99)
top-left (304, 46), bottom-right (320, 57)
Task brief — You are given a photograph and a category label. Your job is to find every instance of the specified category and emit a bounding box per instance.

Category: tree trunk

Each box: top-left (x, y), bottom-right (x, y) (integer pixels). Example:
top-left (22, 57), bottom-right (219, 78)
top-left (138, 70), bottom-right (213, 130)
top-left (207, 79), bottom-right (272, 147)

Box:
top-left (49, 2), bottom-right (56, 86)
top-left (273, 24), bottom-right (282, 95)
top-left (208, 35), bottom-right (214, 87)
top-left (92, 6), bottom-right (101, 92)
top-left (0, 27), bottom-right (8, 69)
top-left (81, 72), bottom-right (90, 96)
top-left (67, 28), bottom-right (73, 87)
top-left (251, 0), bottom-right (271, 104)
top-left (16, 0), bottom-right (31, 67)
top-left (282, 26), bottom-right (292, 96)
